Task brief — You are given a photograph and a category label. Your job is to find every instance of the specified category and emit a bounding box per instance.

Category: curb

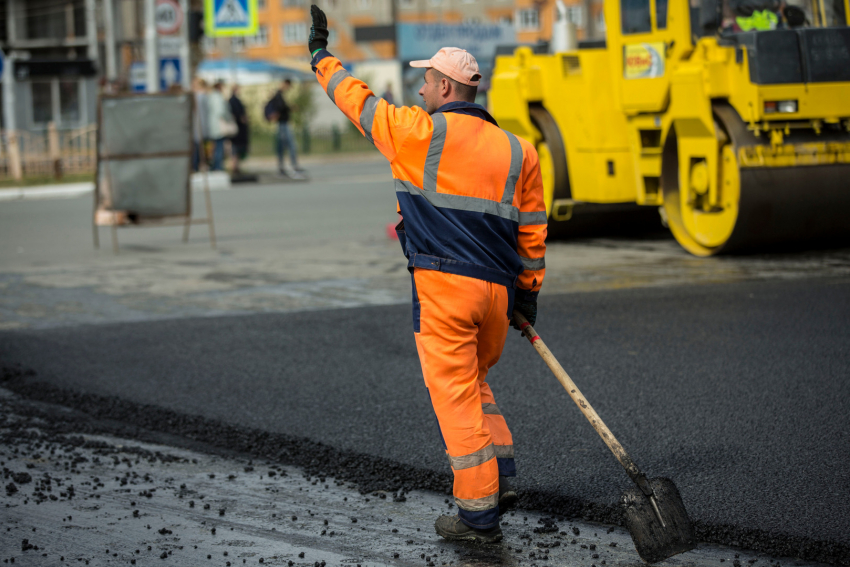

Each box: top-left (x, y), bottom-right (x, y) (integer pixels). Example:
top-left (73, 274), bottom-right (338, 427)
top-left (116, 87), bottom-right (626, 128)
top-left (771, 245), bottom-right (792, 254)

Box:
top-left (0, 172), bottom-right (232, 203)
top-left (0, 182), bottom-right (94, 202)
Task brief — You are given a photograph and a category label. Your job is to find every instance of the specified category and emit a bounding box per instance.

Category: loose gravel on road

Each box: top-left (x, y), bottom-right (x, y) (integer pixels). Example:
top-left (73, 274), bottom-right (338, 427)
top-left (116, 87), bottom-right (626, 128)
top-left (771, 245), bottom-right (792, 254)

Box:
top-left (0, 388), bottom-right (827, 567)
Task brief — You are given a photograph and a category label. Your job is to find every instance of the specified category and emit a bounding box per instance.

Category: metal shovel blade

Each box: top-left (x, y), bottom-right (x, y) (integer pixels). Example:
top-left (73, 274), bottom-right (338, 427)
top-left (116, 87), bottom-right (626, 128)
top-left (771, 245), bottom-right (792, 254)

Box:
top-left (622, 477), bottom-right (697, 564)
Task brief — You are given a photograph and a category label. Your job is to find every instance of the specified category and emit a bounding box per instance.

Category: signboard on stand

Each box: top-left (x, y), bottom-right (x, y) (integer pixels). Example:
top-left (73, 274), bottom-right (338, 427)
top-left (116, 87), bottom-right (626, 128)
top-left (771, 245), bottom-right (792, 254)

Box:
top-left (94, 93), bottom-right (216, 253)
top-left (204, 0), bottom-right (258, 37)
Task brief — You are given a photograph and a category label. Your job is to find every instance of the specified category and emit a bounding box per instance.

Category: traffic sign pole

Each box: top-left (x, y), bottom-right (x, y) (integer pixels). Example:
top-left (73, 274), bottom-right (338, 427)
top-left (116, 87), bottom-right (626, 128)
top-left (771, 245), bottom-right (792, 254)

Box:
top-left (179, 0), bottom-right (191, 90)
top-left (103, 0), bottom-right (117, 81)
top-left (145, 0), bottom-right (159, 93)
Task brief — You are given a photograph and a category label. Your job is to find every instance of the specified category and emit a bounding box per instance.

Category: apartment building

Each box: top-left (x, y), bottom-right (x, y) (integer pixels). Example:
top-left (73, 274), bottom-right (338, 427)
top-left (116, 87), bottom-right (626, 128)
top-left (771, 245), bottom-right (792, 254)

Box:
top-left (1, 0), bottom-right (100, 132)
top-left (209, 0), bottom-right (606, 65)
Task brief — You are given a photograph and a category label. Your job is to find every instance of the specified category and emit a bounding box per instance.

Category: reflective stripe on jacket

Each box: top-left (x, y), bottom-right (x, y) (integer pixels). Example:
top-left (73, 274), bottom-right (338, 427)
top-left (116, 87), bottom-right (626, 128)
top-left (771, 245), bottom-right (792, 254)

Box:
top-left (311, 50), bottom-right (547, 296)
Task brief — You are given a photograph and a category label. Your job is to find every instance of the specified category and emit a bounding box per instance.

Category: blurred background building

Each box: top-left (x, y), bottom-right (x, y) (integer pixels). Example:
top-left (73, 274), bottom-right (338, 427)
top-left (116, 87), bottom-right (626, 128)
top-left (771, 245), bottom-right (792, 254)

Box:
top-left (0, 0), bottom-right (604, 178)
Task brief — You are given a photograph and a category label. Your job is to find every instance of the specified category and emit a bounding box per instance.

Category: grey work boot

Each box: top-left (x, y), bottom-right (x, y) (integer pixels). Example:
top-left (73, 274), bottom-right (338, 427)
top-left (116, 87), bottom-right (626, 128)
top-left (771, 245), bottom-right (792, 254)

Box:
top-left (498, 476), bottom-right (518, 515)
top-left (434, 515), bottom-right (503, 544)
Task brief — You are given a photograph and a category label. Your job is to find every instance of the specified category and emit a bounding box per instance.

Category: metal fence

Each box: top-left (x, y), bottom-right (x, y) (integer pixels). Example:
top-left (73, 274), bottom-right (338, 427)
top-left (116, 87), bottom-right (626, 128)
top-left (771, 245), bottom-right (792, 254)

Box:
top-left (250, 122), bottom-right (377, 157)
top-left (0, 121), bottom-right (374, 182)
top-left (0, 124), bottom-right (98, 180)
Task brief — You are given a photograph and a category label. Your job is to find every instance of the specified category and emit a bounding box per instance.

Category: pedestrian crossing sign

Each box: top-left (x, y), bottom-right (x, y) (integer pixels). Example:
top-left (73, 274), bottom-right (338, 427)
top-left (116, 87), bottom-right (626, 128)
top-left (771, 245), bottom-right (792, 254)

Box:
top-left (204, 0), bottom-right (258, 37)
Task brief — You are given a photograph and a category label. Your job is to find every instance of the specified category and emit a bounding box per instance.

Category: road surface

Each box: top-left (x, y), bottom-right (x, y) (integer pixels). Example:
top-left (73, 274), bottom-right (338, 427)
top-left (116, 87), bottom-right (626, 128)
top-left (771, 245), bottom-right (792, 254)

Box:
top-left (1, 157), bottom-right (849, 565)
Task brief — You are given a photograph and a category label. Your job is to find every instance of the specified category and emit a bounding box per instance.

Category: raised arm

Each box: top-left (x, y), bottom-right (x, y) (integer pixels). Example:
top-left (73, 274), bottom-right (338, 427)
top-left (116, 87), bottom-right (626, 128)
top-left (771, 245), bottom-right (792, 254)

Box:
top-left (308, 5), bottom-right (430, 163)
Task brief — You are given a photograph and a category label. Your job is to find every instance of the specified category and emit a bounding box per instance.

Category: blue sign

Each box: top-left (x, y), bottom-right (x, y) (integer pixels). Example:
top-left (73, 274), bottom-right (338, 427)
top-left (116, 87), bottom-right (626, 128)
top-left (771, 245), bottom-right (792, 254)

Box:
top-left (130, 62), bottom-right (147, 92)
top-left (397, 23), bottom-right (516, 62)
top-left (205, 0), bottom-right (258, 37)
top-left (159, 58), bottom-right (182, 91)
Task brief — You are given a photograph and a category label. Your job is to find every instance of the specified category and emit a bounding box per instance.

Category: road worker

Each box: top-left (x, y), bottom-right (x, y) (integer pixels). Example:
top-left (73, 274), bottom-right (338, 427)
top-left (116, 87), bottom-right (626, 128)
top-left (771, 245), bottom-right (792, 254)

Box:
top-left (308, 5), bottom-right (547, 543)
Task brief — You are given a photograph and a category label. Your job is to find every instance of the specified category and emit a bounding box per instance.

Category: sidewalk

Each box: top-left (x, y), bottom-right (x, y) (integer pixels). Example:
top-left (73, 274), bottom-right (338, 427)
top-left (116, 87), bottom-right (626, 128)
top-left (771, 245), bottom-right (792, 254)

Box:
top-left (0, 171), bottom-right (234, 202)
top-left (241, 150), bottom-right (383, 170)
top-left (0, 152), bottom-right (383, 202)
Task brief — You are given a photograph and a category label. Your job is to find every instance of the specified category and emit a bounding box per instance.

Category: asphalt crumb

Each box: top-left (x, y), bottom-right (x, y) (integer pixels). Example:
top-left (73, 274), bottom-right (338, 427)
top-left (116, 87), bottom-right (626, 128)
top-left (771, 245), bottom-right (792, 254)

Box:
top-left (2, 371), bottom-right (850, 565)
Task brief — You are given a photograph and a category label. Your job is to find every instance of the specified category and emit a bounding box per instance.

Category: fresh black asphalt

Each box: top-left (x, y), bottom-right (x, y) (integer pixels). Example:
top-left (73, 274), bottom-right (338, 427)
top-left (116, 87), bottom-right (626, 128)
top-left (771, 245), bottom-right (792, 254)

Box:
top-left (1, 277), bottom-right (849, 563)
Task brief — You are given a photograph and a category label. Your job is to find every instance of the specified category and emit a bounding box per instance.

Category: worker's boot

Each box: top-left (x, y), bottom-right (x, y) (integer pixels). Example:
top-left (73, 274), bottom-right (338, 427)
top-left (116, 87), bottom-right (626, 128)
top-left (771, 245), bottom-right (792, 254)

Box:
top-left (499, 476), bottom-right (518, 515)
top-left (434, 515), bottom-right (502, 544)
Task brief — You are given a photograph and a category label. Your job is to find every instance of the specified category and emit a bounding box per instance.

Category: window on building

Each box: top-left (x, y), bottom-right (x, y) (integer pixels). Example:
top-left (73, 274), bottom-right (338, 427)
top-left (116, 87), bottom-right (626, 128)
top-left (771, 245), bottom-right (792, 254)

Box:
top-left (462, 17), bottom-right (482, 23)
top-left (566, 5), bottom-right (584, 27)
top-left (656, 0), bottom-right (668, 29)
top-left (328, 27), bottom-right (339, 46)
top-left (358, 0), bottom-right (373, 8)
top-left (26, 0), bottom-right (85, 40)
top-left (59, 80), bottom-right (80, 125)
top-left (257, 0), bottom-right (266, 8)
top-left (621, 0), bottom-right (652, 33)
top-left (282, 22), bottom-right (307, 45)
top-left (30, 79), bottom-right (82, 127)
top-left (430, 0), bottom-right (443, 6)
top-left (248, 24), bottom-right (269, 46)
top-left (498, 15), bottom-right (513, 25)
top-left (282, 0), bottom-right (306, 6)
top-left (516, 8), bottom-right (540, 31)
top-left (232, 36), bottom-right (246, 52)
top-left (31, 82), bottom-right (53, 125)
top-left (324, 0), bottom-right (338, 8)
top-left (399, 0), bottom-right (414, 6)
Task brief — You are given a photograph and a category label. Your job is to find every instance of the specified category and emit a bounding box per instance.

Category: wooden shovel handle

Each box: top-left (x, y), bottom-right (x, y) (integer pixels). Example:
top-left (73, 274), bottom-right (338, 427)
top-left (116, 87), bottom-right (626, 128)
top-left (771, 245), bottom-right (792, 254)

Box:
top-left (513, 310), bottom-right (647, 488)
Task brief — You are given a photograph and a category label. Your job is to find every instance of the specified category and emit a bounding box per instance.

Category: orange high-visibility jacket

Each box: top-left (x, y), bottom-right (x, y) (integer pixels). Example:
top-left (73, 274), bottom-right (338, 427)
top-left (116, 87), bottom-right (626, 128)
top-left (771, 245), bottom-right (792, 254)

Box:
top-left (312, 50), bottom-right (547, 302)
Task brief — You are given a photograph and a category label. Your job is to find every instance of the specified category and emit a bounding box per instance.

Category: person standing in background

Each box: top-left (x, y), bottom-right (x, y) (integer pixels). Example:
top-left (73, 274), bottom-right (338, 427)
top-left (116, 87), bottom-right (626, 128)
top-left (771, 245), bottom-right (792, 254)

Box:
top-left (192, 78), bottom-right (209, 171)
top-left (206, 81), bottom-right (231, 171)
top-left (229, 85), bottom-right (250, 176)
top-left (267, 79), bottom-right (305, 178)
top-left (381, 83), bottom-right (395, 105)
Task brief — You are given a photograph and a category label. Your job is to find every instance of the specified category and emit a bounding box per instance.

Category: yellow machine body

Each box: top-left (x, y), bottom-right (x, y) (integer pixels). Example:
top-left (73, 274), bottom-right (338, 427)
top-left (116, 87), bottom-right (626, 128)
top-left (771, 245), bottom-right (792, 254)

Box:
top-left (490, 0), bottom-right (850, 255)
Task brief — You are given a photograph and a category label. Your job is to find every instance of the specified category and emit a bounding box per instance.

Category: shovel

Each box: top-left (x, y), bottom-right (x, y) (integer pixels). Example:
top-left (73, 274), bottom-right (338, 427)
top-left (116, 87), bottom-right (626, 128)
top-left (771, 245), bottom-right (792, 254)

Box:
top-left (513, 311), bottom-right (697, 563)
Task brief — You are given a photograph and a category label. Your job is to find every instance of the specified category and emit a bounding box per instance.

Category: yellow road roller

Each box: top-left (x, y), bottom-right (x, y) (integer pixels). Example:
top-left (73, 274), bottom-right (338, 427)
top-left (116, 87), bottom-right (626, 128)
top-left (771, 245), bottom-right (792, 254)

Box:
top-left (489, 0), bottom-right (850, 255)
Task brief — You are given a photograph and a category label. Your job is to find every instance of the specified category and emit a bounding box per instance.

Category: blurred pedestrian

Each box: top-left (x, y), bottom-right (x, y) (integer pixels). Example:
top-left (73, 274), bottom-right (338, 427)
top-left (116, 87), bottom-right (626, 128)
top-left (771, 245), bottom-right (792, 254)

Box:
top-left (381, 82), bottom-right (395, 105)
top-left (229, 85), bottom-right (250, 176)
top-left (207, 81), bottom-right (236, 171)
top-left (192, 78), bottom-right (210, 171)
top-left (266, 79), bottom-right (305, 178)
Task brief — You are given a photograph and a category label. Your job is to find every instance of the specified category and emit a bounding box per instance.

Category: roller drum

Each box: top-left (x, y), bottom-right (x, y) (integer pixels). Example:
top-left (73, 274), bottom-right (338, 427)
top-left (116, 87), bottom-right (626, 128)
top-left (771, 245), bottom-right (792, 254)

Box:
top-left (664, 103), bottom-right (850, 255)
top-left (717, 103), bottom-right (850, 253)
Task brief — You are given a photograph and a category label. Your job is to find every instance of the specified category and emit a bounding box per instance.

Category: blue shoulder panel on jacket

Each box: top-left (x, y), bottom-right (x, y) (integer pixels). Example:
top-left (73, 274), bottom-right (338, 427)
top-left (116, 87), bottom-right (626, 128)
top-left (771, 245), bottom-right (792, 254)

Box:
top-left (310, 49), bottom-right (334, 72)
top-left (397, 191), bottom-right (523, 284)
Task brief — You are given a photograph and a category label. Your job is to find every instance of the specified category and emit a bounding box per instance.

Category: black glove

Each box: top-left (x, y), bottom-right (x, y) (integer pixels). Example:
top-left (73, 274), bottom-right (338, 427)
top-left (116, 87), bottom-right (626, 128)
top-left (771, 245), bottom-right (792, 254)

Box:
top-left (309, 5), bottom-right (329, 56)
top-left (511, 290), bottom-right (538, 330)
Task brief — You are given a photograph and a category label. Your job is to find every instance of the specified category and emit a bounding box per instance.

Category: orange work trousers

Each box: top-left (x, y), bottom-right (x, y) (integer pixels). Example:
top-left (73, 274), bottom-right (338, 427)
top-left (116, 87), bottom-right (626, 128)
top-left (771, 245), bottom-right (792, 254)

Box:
top-left (412, 268), bottom-right (515, 530)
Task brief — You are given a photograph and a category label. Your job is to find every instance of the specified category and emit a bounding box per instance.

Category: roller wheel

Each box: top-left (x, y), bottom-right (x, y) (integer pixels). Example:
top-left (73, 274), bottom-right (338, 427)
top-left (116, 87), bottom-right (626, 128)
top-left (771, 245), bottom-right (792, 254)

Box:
top-left (528, 105), bottom-right (569, 217)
